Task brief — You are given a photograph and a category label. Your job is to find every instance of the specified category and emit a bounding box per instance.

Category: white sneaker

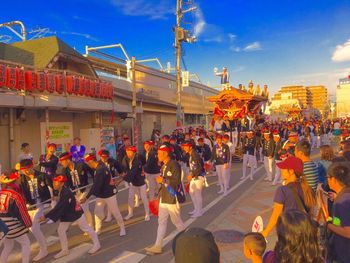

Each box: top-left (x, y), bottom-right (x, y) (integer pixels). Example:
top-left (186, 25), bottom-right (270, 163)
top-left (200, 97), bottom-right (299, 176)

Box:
top-left (33, 250), bottom-right (48, 262)
top-left (223, 191), bottom-right (228, 196)
top-left (54, 250), bottom-right (69, 259)
top-left (120, 228), bottom-right (126, 236)
top-left (145, 215), bottom-right (150, 221)
top-left (104, 216), bottom-right (112, 223)
top-left (250, 177), bottom-right (254, 181)
top-left (188, 210), bottom-right (196, 215)
top-left (191, 212), bottom-right (203, 218)
top-left (240, 176), bottom-right (245, 180)
top-left (88, 244), bottom-right (101, 254)
top-left (217, 189), bottom-right (224, 194)
top-left (124, 214), bottom-right (133, 220)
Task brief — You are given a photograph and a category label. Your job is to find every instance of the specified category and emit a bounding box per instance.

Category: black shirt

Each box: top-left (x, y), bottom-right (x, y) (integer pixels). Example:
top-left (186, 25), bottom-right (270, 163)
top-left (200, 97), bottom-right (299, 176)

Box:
top-left (20, 171), bottom-right (51, 206)
top-left (45, 186), bottom-right (83, 222)
top-left (160, 160), bottom-right (181, 204)
top-left (121, 154), bottom-right (146, 187)
top-left (142, 150), bottom-right (161, 174)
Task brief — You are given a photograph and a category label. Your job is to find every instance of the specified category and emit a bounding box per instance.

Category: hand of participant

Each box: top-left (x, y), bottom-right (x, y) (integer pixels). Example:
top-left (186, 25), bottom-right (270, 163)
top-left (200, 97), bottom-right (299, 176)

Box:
top-left (224, 163), bottom-right (229, 169)
top-left (156, 176), bottom-right (163, 184)
top-left (80, 197), bottom-right (87, 204)
top-left (39, 216), bottom-right (46, 223)
top-left (187, 175), bottom-right (193, 182)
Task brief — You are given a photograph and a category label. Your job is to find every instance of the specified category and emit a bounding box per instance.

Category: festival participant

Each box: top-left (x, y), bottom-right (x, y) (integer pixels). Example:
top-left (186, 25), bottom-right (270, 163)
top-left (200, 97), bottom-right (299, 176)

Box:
top-left (70, 137), bottom-right (86, 163)
top-left (183, 141), bottom-right (205, 217)
top-left (211, 135), bottom-right (230, 194)
top-left (241, 131), bottom-right (257, 181)
top-left (282, 131), bottom-right (298, 157)
top-left (142, 141), bottom-right (161, 200)
top-left (223, 134), bottom-right (234, 191)
top-left (262, 130), bottom-right (275, 182)
top-left (0, 172), bottom-right (32, 263)
top-left (81, 154), bottom-right (126, 236)
top-left (145, 144), bottom-right (185, 255)
top-left (261, 156), bottom-right (316, 238)
top-left (39, 143), bottom-right (59, 190)
top-left (121, 146), bottom-right (150, 221)
top-left (19, 159), bottom-right (50, 261)
top-left (18, 143), bottom-right (33, 162)
top-left (196, 138), bottom-right (212, 163)
top-left (59, 152), bottom-right (93, 226)
top-left (272, 131), bottom-right (283, 186)
top-left (40, 175), bottom-right (100, 259)
top-left (98, 149), bottom-right (123, 222)
top-left (326, 162), bottom-right (350, 263)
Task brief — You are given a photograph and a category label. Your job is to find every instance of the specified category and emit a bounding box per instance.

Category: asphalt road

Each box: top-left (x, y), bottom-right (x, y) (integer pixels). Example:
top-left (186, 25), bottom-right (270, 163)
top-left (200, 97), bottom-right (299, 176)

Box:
top-left (7, 161), bottom-right (267, 263)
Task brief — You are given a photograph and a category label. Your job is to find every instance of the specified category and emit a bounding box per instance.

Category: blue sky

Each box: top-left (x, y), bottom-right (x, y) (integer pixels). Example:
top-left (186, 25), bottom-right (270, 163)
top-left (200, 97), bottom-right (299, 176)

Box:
top-left (1, 0), bottom-right (350, 96)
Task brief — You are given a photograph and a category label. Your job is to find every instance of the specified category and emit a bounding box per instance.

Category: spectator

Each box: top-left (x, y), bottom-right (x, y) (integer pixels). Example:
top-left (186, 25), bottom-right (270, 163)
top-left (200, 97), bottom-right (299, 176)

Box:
top-left (105, 137), bottom-right (117, 160)
top-left (70, 137), bottom-right (86, 163)
top-left (318, 145), bottom-right (334, 185)
top-left (172, 227), bottom-right (220, 263)
top-left (243, 232), bottom-right (266, 263)
top-left (264, 210), bottom-right (324, 263)
top-left (295, 139), bottom-right (319, 191)
top-left (326, 162), bottom-right (350, 263)
top-left (18, 143), bottom-right (33, 162)
top-left (261, 156), bottom-right (316, 237)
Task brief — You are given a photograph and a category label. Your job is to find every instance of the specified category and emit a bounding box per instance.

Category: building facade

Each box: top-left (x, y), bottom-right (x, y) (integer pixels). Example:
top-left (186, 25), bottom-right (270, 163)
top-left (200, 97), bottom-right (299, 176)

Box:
top-left (0, 36), bottom-right (217, 171)
top-left (336, 77), bottom-right (350, 118)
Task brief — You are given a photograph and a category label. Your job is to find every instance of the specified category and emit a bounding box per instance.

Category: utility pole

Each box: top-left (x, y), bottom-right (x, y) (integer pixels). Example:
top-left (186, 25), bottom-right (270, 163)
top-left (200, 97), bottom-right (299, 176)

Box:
top-left (131, 56), bottom-right (137, 146)
top-left (174, 0), bottom-right (197, 127)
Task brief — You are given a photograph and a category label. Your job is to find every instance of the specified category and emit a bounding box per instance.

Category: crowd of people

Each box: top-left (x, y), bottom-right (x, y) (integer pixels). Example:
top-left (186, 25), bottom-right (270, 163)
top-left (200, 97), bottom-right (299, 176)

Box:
top-left (0, 116), bottom-right (349, 263)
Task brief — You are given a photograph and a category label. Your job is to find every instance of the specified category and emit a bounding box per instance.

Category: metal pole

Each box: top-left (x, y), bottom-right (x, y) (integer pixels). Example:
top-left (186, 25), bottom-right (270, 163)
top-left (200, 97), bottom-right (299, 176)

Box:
top-left (131, 56), bottom-right (137, 145)
top-left (175, 0), bottom-right (183, 127)
top-left (9, 108), bottom-right (15, 169)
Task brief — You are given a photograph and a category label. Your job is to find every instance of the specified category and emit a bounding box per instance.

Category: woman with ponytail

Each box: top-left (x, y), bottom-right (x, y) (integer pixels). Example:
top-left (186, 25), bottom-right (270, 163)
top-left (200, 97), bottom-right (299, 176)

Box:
top-left (262, 156), bottom-right (316, 238)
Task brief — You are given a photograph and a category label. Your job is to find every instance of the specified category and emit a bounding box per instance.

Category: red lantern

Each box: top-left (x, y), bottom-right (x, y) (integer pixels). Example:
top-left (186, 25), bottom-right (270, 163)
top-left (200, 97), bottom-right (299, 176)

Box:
top-left (107, 83), bottom-right (113, 99)
top-left (25, 71), bottom-right (37, 92)
top-left (6, 67), bottom-right (17, 89)
top-left (89, 80), bottom-right (95, 97)
top-left (78, 77), bottom-right (84, 95)
top-left (73, 77), bottom-right (80, 95)
top-left (66, 75), bottom-right (73, 94)
top-left (36, 72), bottom-right (46, 92)
top-left (0, 64), bottom-right (6, 86)
top-left (94, 81), bottom-right (101, 98)
top-left (16, 68), bottom-right (25, 90)
top-left (84, 78), bottom-right (90, 96)
top-left (46, 74), bottom-right (55, 93)
top-left (149, 199), bottom-right (160, 217)
top-left (55, 74), bottom-right (65, 94)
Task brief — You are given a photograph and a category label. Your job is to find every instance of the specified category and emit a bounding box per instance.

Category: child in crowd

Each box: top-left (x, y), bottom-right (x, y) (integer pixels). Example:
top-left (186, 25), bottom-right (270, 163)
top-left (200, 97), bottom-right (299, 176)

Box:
top-left (243, 232), bottom-right (266, 263)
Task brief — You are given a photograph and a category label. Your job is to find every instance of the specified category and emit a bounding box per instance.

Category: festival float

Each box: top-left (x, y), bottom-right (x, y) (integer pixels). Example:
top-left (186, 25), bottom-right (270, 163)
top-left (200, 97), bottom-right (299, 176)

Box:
top-left (209, 68), bottom-right (269, 124)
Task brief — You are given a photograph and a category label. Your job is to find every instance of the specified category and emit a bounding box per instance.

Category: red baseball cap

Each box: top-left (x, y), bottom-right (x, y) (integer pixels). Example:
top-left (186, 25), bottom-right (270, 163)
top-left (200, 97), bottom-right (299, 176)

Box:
top-left (53, 175), bottom-right (67, 183)
top-left (276, 156), bottom-right (303, 174)
top-left (126, 146), bottom-right (137, 152)
top-left (84, 153), bottom-right (96, 162)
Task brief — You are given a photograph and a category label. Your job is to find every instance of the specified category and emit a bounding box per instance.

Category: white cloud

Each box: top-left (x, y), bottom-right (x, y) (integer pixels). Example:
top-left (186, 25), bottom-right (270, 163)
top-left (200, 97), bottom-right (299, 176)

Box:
top-left (111, 0), bottom-right (174, 20)
top-left (228, 33), bottom-right (236, 42)
top-left (61, 31), bottom-right (99, 42)
top-left (229, 46), bottom-right (240, 52)
top-left (332, 39), bottom-right (350, 62)
top-left (194, 8), bottom-right (206, 37)
top-left (244, 41), bottom-right (262, 52)
top-left (203, 36), bottom-right (223, 43)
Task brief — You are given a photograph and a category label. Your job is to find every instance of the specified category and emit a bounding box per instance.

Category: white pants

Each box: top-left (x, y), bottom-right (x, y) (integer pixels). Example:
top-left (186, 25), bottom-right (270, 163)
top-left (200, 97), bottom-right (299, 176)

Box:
top-left (57, 215), bottom-right (99, 252)
top-left (1, 234), bottom-right (30, 263)
top-left (216, 164), bottom-right (229, 192)
top-left (28, 205), bottom-right (47, 253)
top-left (232, 132), bottom-right (238, 149)
top-left (76, 191), bottom-right (93, 227)
top-left (127, 184), bottom-right (149, 216)
top-left (145, 173), bottom-right (160, 200)
top-left (94, 195), bottom-right (124, 233)
top-left (316, 135), bottom-right (321, 148)
top-left (181, 162), bottom-right (189, 182)
top-left (189, 177), bottom-right (204, 214)
top-left (264, 156), bottom-right (274, 180)
top-left (155, 201), bottom-right (184, 247)
top-left (273, 160), bottom-right (282, 185)
top-left (242, 154), bottom-right (256, 179)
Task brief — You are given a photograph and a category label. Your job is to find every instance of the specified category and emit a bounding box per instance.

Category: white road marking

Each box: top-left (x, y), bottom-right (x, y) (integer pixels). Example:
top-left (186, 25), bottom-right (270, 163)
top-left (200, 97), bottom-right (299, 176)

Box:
top-left (52, 243), bottom-right (92, 263)
top-left (160, 165), bottom-right (265, 248)
top-left (108, 251), bottom-right (146, 263)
